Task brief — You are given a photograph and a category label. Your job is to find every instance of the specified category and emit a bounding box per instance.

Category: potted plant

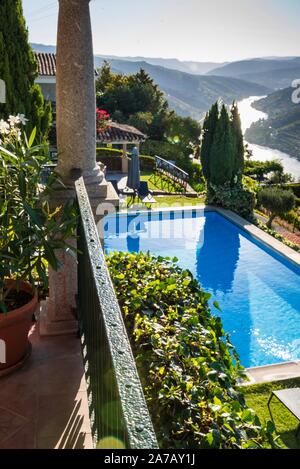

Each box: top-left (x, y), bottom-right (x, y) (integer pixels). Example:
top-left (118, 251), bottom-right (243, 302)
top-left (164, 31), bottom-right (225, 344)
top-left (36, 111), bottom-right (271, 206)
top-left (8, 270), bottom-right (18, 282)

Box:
top-left (0, 115), bottom-right (76, 375)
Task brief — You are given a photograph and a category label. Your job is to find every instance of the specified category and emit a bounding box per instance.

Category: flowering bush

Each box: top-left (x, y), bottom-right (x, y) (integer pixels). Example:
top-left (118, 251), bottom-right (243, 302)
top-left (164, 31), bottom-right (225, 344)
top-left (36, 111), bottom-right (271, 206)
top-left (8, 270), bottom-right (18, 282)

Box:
top-left (96, 108), bottom-right (110, 133)
top-left (0, 118), bottom-right (77, 312)
top-left (0, 114), bottom-right (28, 146)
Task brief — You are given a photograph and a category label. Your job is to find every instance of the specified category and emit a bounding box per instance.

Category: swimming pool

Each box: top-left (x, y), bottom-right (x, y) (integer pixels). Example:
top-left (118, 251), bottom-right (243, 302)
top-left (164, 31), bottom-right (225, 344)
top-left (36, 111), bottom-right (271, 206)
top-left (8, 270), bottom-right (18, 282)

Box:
top-left (104, 209), bottom-right (300, 368)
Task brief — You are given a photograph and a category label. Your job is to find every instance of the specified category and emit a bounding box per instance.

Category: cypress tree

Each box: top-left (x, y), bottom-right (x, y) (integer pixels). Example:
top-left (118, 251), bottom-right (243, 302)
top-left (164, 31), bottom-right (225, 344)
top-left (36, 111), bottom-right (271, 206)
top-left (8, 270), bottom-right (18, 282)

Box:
top-left (231, 102), bottom-right (244, 184)
top-left (209, 105), bottom-right (234, 186)
top-left (0, 0), bottom-right (51, 139)
top-left (200, 102), bottom-right (219, 180)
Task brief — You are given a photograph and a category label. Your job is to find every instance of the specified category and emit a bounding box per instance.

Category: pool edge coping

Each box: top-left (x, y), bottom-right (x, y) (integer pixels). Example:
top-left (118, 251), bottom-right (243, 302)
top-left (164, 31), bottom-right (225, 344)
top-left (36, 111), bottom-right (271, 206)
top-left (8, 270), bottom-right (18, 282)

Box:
top-left (243, 360), bottom-right (300, 385)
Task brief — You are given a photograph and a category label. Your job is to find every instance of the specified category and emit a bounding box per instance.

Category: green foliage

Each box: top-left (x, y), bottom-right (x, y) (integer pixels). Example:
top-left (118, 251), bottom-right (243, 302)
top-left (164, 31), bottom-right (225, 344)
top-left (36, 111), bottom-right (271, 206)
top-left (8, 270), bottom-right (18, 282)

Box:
top-left (200, 102), bottom-right (253, 217)
top-left (141, 139), bottom-right (185, 160)
top-left (96, 65), bottom-right (171, 140)
top-left (243, 378), bottom-right (300, 449)
top-left (139, 154), bottom-right (156, 171)
top-left (166, 114), bottom-right (201, 157)
top-left (258, 187), bottom-right (296, 228)
top-left (256, 221), bottom-right (300, 252)
top-left (279, 210), bottom-right (300, 232)
top-left (107, 252), bottom-right (277, 449)
top-left (0, 126), bottom-right (77, 312)
top-left (96, 63), bottom-right (201, 164)
top-left (244, 160), bottom-right (284, 180)
top-left (207, 183), bottom-right (256, 219)
top-left (231, 102), bottom-right (244, 184)
top-left (210, 105), bottom-right (234, 186)
top-left (200, 102), bottom-right (219, 180)
top-left (96, 147), bottom-right (156, 171)
top-left (0, 0), bottom-right (51, 140)
top-left (175, 156), bottom-right (205, 192)
top-left (284, 183), bottom-right (300, 198)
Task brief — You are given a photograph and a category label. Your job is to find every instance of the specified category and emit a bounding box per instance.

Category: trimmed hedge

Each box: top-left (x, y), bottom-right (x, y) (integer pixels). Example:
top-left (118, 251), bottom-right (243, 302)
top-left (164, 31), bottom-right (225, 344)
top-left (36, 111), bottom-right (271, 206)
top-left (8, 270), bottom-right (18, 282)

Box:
top-left (107, 252), bottom-right (277, 449)
top-left (96, 147), bottom-right (155, 171)
top-left (284, 184), bottom-right (300, 198)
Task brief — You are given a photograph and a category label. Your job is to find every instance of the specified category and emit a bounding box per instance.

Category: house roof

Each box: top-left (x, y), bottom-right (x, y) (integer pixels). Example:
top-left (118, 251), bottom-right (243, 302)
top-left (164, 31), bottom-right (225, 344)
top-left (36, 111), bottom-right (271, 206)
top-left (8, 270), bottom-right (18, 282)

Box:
top-left (97, 122), bottom-right (146, 144)
top-left (34, 52), bottom-right (99, 77)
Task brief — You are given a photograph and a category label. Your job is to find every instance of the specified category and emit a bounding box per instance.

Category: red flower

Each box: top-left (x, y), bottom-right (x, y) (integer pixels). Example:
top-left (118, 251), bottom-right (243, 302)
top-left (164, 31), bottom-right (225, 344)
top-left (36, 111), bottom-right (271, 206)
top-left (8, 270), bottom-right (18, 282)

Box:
top-left (96, 108), bottom-right (111, 133)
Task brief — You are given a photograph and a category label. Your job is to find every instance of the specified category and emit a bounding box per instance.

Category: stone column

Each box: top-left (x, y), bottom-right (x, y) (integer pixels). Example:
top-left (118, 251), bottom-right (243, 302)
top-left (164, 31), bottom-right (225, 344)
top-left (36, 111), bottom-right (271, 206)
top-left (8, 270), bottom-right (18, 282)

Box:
top-left (55, 0), bottom-right (105, 195)
top-left (40, 0), bottom-right (108, 336)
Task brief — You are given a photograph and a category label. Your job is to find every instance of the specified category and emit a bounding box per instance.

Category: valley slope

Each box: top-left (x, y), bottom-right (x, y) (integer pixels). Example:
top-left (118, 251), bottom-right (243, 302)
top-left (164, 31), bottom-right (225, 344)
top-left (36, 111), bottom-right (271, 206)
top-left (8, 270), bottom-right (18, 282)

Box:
top-left (245, 87), bottom-right (300, 161)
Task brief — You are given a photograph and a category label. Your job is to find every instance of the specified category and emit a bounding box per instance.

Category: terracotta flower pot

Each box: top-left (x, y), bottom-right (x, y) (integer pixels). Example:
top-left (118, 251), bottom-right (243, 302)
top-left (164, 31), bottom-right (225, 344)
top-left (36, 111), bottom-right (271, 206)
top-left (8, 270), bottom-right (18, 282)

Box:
top-left (0, 280), bottom-right (37, 375)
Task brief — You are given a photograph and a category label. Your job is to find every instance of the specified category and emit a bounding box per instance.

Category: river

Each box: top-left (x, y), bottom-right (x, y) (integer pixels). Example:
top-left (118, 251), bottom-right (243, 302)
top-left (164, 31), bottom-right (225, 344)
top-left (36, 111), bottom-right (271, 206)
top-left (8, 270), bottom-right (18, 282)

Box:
top-left (238, 96), bottom-right (300, 181)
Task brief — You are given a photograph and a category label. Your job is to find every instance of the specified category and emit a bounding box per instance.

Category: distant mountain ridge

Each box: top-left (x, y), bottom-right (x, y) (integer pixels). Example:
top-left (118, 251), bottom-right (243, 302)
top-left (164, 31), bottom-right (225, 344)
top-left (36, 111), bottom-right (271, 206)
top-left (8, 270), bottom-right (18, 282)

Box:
top-left (31, 43), bottom-right (270, 119)
top-left (31, 43), bottom-right (226, 75)
top-left (209, 57), bottom-right (300, 90)
top-left (98, 58), bottom-right (270, 118)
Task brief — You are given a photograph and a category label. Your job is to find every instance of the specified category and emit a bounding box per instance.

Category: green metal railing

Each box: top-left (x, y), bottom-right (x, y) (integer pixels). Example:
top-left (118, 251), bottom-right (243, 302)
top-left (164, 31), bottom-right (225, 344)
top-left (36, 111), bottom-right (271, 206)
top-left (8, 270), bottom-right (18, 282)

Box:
top-left (75, 177), bottom-right (158, 449)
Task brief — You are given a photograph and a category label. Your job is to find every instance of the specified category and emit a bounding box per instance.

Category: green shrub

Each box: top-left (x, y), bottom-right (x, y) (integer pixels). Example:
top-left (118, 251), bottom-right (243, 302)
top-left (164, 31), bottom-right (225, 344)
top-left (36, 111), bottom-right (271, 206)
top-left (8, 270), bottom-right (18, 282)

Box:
top-left (257, 221), bottom-right (300, 253)
top-left (176, 156), bottom-right (205, 192)
top-left (207, 184), bottom-right (256, 220)
top-left (141, 139), bottom-right (186, 161)
top-left (96, 147), bottom-right (124, 160)
top-left (258, 187), bottom-right (296, 228)
top-left (279, 210), bottom-right (300, 232)
top-left (96, 147), bottom-right (155, 171)
top-left (107, 252), bottom-right (277, 449)
top-left (140, 154), bottom-right (155, 171)
top-left (284, 183), bottom-right (300, 198)
top-left (244, 160), bottom-right (284, 180)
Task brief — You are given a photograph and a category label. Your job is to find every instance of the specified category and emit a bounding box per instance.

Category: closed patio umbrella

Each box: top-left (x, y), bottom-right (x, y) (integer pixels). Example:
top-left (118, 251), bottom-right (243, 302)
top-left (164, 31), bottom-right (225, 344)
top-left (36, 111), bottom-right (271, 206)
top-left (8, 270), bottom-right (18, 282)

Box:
top-left (127, 147), bottom-right (141, 195)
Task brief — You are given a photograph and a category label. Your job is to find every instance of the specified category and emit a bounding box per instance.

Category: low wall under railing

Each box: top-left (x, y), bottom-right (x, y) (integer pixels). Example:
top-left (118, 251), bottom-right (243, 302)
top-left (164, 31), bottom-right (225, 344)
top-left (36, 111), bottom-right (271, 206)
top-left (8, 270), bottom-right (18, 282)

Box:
top-left (75, 177), bottom-right (158, 449)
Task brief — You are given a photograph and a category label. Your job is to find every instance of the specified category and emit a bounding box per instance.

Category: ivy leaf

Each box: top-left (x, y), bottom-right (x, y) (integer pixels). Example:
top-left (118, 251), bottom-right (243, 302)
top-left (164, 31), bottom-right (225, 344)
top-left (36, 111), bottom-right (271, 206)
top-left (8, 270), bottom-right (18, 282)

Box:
top-left (213, 300), bottom-right (222, 311)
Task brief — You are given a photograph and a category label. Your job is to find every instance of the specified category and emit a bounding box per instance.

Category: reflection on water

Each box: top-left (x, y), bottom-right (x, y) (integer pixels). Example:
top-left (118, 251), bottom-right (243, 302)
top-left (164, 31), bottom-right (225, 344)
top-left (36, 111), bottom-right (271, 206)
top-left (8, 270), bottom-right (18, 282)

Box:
top-left (238, 96), bottom-right (300, 180)
top-left (196, 215), bottom-right (241, 295)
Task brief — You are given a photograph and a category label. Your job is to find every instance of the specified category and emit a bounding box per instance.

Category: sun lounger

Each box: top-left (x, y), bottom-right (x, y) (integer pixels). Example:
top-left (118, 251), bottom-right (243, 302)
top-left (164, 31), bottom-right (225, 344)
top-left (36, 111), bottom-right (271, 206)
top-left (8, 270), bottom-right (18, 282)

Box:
top-left (268, 388), bottom-right (300, 437)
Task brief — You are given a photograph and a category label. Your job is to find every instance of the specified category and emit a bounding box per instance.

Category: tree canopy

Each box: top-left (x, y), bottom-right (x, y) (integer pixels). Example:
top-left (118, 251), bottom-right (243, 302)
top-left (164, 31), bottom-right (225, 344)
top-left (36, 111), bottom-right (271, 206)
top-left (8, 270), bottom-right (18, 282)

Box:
top-left (96, 63), bottom-right (170, 140)
top-left (0, 0), bottom-right (51, 139)
top-left (258, 187), bottom-right (296, 228)
top-left (201, 101), bottom-right (255, 218)
top-left (96, 62), bottom-right (201, 147)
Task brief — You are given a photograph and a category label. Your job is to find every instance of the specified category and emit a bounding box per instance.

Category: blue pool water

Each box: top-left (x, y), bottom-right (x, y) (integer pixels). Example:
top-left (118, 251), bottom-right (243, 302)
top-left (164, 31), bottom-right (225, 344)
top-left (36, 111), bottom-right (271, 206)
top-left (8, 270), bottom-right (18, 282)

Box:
top-left (104, 210), bottom-right (300, 368)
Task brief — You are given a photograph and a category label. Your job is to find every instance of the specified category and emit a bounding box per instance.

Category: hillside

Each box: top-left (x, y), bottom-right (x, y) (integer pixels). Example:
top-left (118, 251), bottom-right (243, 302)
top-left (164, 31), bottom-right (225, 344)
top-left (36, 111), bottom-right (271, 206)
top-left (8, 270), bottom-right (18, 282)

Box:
top-left (245, 87), bottom-right (300, 161)
top-left (209, 57), bottom-right (300, 90)
top-left (31, 43), bottom-right (225, 75)
top-left (96, 59), bottom-right (270, 119)
top-left (31, 43), bottom-right (270, 118)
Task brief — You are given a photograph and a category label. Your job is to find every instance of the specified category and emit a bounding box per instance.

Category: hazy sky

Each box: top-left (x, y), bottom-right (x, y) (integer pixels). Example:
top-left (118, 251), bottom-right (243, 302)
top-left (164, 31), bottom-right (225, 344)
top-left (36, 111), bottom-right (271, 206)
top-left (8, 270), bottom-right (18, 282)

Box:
top-left (23, 0), bottom-right (300, 62)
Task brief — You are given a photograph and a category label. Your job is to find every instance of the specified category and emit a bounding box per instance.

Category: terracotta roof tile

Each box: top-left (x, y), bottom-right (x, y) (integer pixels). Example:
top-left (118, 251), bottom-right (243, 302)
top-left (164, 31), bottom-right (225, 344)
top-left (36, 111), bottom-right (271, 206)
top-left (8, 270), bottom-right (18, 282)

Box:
top-left (34, 52), bottom-right (99, 77)
top-left (35, 52), bottom-right (56, 76)
top-left (97, 121), bottom-right (146, 143)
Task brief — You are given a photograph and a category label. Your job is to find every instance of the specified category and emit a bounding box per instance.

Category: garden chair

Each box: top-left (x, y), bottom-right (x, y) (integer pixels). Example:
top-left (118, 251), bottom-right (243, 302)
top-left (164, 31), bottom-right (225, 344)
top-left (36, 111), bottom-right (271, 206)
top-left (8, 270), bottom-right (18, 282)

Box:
top-left (268, 388), bottom-right (300, 437)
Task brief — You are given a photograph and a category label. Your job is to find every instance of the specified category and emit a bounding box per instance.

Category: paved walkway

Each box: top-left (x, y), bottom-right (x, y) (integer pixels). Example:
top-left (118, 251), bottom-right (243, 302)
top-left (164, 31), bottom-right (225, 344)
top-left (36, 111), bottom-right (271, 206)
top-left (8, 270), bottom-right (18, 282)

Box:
top-left (0, 325), bottom-right (93, 449)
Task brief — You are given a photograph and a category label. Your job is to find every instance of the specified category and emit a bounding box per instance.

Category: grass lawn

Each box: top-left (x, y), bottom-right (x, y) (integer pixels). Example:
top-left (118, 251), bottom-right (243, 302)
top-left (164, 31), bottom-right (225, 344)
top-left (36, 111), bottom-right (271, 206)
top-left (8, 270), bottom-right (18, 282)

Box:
top-left (141, 171), bottom-right (184, 193)
top-left (153, 195), bottom-right (205, 207)
top-left (122, 195), bottom-right (205, 210)
top-left (242, 378), bottom-right (300, 449)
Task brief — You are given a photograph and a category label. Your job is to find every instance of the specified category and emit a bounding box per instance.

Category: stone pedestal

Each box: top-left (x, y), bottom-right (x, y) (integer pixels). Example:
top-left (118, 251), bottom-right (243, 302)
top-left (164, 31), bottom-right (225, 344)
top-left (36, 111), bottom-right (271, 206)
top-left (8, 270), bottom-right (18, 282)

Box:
top-left (39, 242), bottom-right (78, 336)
